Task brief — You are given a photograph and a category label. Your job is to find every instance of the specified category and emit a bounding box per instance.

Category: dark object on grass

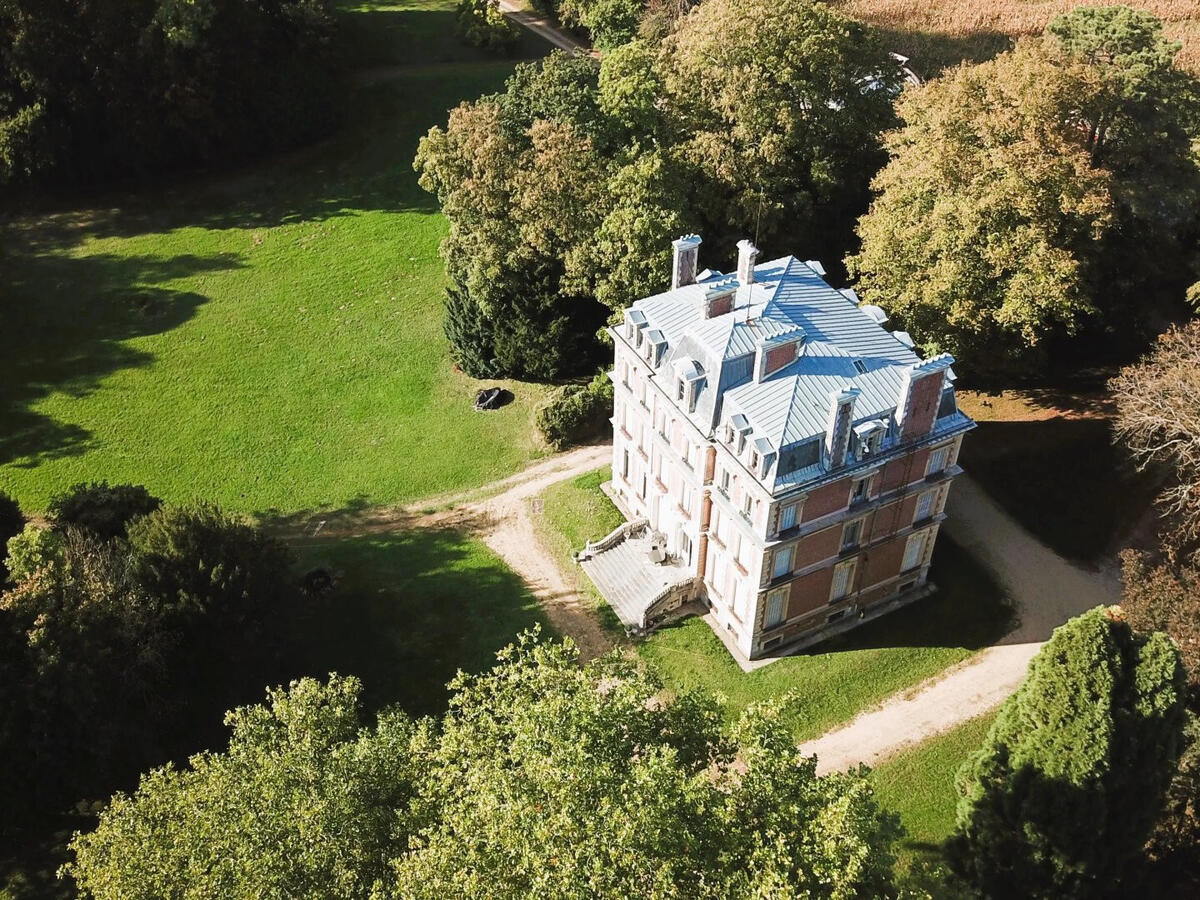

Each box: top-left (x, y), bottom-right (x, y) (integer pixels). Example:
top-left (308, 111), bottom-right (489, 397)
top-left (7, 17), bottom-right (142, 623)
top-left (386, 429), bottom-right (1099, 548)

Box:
top-left (302, 568), bottom-right (335, 597)
top-left (474, 388), bottom-right (512, 411)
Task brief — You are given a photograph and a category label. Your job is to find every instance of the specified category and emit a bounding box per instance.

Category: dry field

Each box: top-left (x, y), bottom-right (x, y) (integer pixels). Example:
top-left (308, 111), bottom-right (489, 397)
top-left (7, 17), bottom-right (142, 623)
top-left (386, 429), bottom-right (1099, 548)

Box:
top-left (834, 1), bottom-right (1200, 75)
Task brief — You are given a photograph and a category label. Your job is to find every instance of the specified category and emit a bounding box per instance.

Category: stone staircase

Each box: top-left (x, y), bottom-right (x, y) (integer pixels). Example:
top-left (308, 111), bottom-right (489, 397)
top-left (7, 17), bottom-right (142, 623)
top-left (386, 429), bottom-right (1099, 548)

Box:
top-left (579, 524), bottom-right (697, 634)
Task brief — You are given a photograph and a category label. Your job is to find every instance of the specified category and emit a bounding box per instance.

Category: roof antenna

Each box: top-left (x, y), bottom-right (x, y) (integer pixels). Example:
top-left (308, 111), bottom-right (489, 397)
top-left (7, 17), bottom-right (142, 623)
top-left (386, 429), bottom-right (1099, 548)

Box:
top-left (754, 195), bottom-right (763, 249)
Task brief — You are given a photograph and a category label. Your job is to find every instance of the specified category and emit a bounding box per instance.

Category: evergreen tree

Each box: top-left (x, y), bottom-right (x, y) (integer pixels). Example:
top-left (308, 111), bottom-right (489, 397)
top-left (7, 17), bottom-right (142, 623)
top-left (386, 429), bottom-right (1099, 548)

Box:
top-left (949, 606), bottom-right (1187, 898)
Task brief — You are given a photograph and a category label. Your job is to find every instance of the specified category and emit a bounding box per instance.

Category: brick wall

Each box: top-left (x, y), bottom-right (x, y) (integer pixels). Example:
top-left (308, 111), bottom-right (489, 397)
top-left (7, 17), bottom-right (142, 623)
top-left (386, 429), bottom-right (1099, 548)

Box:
top-left (878, 448), bottom-right (929, 492)
top-left (801, 478), bottom-right (851, 522)
top-left (863, 533), bottom-right (908, 585)
top-left (787, 566), bottom-right (834, 618)
top-left (793, 524), bottom-right (842, 568)
top-left (868, 494), bottom-right (918, 541)
top-left (901, 374), bottom-right (943, 441)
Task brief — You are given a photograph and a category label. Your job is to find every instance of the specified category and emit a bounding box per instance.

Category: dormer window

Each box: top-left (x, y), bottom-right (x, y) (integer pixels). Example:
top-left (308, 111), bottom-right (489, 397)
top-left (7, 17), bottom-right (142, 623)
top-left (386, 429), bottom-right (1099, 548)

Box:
top-left (676, 379), bottom-right (686, 401)
top-left (853, 420), bottom-right (887, 459)
top-left (750, 449), bottom-right (760, 471)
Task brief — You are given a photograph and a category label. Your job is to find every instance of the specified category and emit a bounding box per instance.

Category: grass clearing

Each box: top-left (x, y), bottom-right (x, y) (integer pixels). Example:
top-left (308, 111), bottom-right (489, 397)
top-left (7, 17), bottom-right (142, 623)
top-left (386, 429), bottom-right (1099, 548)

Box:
top-left (834, 1), bottom-right (1200, 75)
top-left (956, 388), bottom-right (1159, 563)
top-left (538, 466), bottom-right (1013, 741)
top-left (0, 0), bottom-right (550, 518)
top-left (870, 711), bottom-right (998, 882)
top-left (292, 528), bottom-right (551, 716)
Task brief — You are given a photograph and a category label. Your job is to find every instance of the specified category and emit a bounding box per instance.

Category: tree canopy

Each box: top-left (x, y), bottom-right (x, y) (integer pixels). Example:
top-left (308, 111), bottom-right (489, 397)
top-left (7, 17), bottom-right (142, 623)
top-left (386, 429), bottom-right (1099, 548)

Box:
top-left (0, 0), bottom-right (342, 186)
top-left (68, 632), bottom-right (904, 898)
top-left (417, 0), bottom-right (901, 379)
top-left (849, 7), bottom-right (1200, 376)
top-left (949, 606), bottom-right (1187, 898)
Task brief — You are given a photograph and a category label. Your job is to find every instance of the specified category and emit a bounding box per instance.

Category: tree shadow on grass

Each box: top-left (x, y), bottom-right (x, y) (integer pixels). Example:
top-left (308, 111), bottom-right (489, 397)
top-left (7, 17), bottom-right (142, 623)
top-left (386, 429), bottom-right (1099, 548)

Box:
top-left (0, 247), bottom-right (242, 467)
top-left (289, 527), bottom-right (549, 717)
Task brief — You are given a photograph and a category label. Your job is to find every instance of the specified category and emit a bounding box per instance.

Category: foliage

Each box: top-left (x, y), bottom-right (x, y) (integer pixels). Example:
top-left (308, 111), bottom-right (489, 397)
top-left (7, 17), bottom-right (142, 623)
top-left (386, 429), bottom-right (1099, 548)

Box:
top-left (948, 606), bottom-right (1187, 898)
top-left (4, 522), bottom-right (63, 585)
top-left (68, 675), bottom-right (417, 900)
top-left (1120, 549), bottom-right (1200, 697)
top-left (558, 0), bottom-right (646, 49)
top-left (0, 489), bottom-right (23, 581)
top-left (69, 635), bottom-right (906, 898)
top-left (457, 0), bottom-right (521, 53)
top-left (1143, 715), bottom-right (1200, 895)
top-left (0, 502), bottom-right (300, 830)
top-left (47, 481), bottom-right (162, 541)
top-left (0, 0), bottom-right (342, 186)
top-left (1111, 320), bottom-right (1200, 556)
top-left (535, 370), bottom-right (613, 450)
top-left (850, 9), bottom-right (1200, 376)
top-left (418, 0), bottom-right (900, 379)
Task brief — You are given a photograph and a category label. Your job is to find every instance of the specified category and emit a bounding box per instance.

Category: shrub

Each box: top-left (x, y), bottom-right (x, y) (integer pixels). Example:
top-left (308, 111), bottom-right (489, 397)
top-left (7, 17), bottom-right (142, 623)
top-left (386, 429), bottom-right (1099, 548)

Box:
top-left (456, 0), bottom-right (521, 53)
top-left (4, 523), bottom-right (64, 585)
top-left (536, 371), bottom-right (612, 450)
top-left (48, 481), bottom-right (162, 540)
top-left (0, 491), bottom-right (23, 581)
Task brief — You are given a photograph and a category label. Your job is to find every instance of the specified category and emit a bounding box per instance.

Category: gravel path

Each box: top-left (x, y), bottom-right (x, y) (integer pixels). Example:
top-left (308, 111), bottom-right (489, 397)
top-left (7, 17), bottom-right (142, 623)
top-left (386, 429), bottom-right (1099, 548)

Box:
top-left (798, 475), bottom-right (1122, 773)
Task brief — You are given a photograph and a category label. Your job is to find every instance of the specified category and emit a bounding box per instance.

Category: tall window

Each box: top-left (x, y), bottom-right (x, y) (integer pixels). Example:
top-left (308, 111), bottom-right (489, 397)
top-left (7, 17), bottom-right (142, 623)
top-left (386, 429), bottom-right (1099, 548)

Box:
top-left (677, 378), bottom-right (686, 401)
top-left (851, 476), bottom-right (871, 504)
top-left (772, 546), bottom-right (793, 580)
top-left (830, 559), bottom-right (856, 601)
top-left (903, 530), bottom-right (929, 571)
top-left (914, 490), bottom-right (935, 522)
top-left (719, 467), bottom-right (731, 495)
top-left (778, 503), bottom-right (797, 532)
top-left (841, 518), bottom-right (864, 551)
top-left (622, 449), bottom-right (630, 480)
top-left (681, 483), bottom-right (694, 517)
top-left (765, 587), bottom-right (787, 629)
top-left (742, 492), bottom-right (754, 521)
top-left (926, 445), bottom-right (950, 476)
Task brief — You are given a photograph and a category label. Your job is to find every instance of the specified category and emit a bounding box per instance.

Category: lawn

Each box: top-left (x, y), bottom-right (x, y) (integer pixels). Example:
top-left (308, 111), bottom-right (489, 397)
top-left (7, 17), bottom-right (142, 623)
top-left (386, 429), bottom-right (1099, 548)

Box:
top-left (833, 1), bottom-right (1200, 76)
top-left (870, 711), bottom-right (998, 885)
top-left (955, 388), bottom-right (1159, 563)
top-left (291, 528), bottom-right (551, 716)
top-left (0, 0), bottom-right (551, 518)
top-left (536, 466), bottom-right (1013, 741)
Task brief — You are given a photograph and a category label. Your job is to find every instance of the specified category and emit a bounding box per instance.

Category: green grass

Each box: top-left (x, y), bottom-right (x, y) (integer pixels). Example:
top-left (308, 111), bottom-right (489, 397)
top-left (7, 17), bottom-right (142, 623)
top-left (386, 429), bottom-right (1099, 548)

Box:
top-left (292, 528), bottom-right (552, 716)
top-left (538, 467), bottom-right (1014, 740)
top-left (531, 466), bottom-right (626, 634)
top-left (870, 711), bottom-right (998, 889)
top-left (0, 0), bottom-right (550, 518)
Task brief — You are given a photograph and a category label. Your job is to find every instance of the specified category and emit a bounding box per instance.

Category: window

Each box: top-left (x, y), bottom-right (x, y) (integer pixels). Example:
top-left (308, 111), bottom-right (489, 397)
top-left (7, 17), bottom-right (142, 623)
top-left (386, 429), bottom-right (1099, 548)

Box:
top-left (679, 532), bottom-right (692, 566)
top-left (778, 503), bottom-right (797, 532)
top-left (677, 379), bottom-right (686, 401)
top-left (772, 546), bottom-right (793, 580)
top-left (742, 492), bottom-right (754, 521)
top-left (765, 587), bottom-right (787, 629)
top-left (750, 450), bottom-right (761, 471)
top-left (851, 477), bottom-right (870, 504)
top-left (841, 518), bottom-right (864, 551)
top-left (621, 361), bottom-right (630, 386)
top-left (926, 446), bottom-right (950, 476)
top-left (709, 549), bottom-right (726, 594)
top-left (914, 490), bottom-right (935, 522)
top-left (830, 559), bottom-right (856, 601)
top-left (621, 449), bottom-right (630, 480)
top-left (903, 530), bottom-right (929, 571)
top-left (681, 483), bottom-right (694, 516)
top-left (682, 441), bottom-right (693, 469)
top-left (719, 468), bottom-right (732, 495)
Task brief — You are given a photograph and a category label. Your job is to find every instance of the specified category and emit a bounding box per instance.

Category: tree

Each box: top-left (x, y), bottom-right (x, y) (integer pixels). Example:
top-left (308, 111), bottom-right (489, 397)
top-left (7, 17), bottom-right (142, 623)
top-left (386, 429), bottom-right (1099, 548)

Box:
top-left (1143, 715), bottom-right (1200, 895)
top-left (1111, 320), bottom-right (1200, 556)
top-left (0, 489), bottom-right (23, 581)
top-left (47, 481), bottom-right (162, 541)
top-left (1120, 549), bottom-right (1200, 696)
top-left (949, 606), bottom-right (1187, 898)
top-left (848, 41), bottom-right (1114, 375)
top-left (67, 675), bottom-right (418, 900)
top-left (70, 634), bottom-right (904, 898)
top-left (456, 0), bottom-right (521, 53)
top-left (4, 522), bottom-right (63, 584)
top-left (0, 0), bottom-right (341, 186)
top-left (558, 0), bottom-right (645, 49)
top-left (850, 11), bottom-right (1200, 376)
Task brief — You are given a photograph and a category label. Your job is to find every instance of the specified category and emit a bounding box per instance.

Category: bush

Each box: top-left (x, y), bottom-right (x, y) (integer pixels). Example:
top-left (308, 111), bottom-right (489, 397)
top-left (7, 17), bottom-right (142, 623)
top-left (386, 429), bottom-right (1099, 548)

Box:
top-left (48, 481), bottom-right (162, 540)
top-left (456, 0), bottom-right (521, 53)
top-left (0, 491), bottom-right (23, 581)
top-left (536, 371), bottom-right (613, 450)
top-left (4, 523), bottom-right (64, 585)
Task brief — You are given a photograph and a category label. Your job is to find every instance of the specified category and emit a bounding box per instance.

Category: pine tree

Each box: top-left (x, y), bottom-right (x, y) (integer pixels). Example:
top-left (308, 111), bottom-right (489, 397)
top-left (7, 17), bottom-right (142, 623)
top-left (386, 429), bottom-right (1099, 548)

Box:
top-left (949, 606), bottom-right (1187, 898)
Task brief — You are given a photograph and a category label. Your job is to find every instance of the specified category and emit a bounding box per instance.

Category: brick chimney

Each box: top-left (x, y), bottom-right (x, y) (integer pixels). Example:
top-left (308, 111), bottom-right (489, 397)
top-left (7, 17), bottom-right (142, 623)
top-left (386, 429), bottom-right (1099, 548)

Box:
top-left (736, 239), bottom-right (759, 285)
top-left (671, 235), bottom-right (702, 289)
top-left (895, 355), bottom-right (954, 442)
top-left (824, 388), bottom-right (860, 469)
